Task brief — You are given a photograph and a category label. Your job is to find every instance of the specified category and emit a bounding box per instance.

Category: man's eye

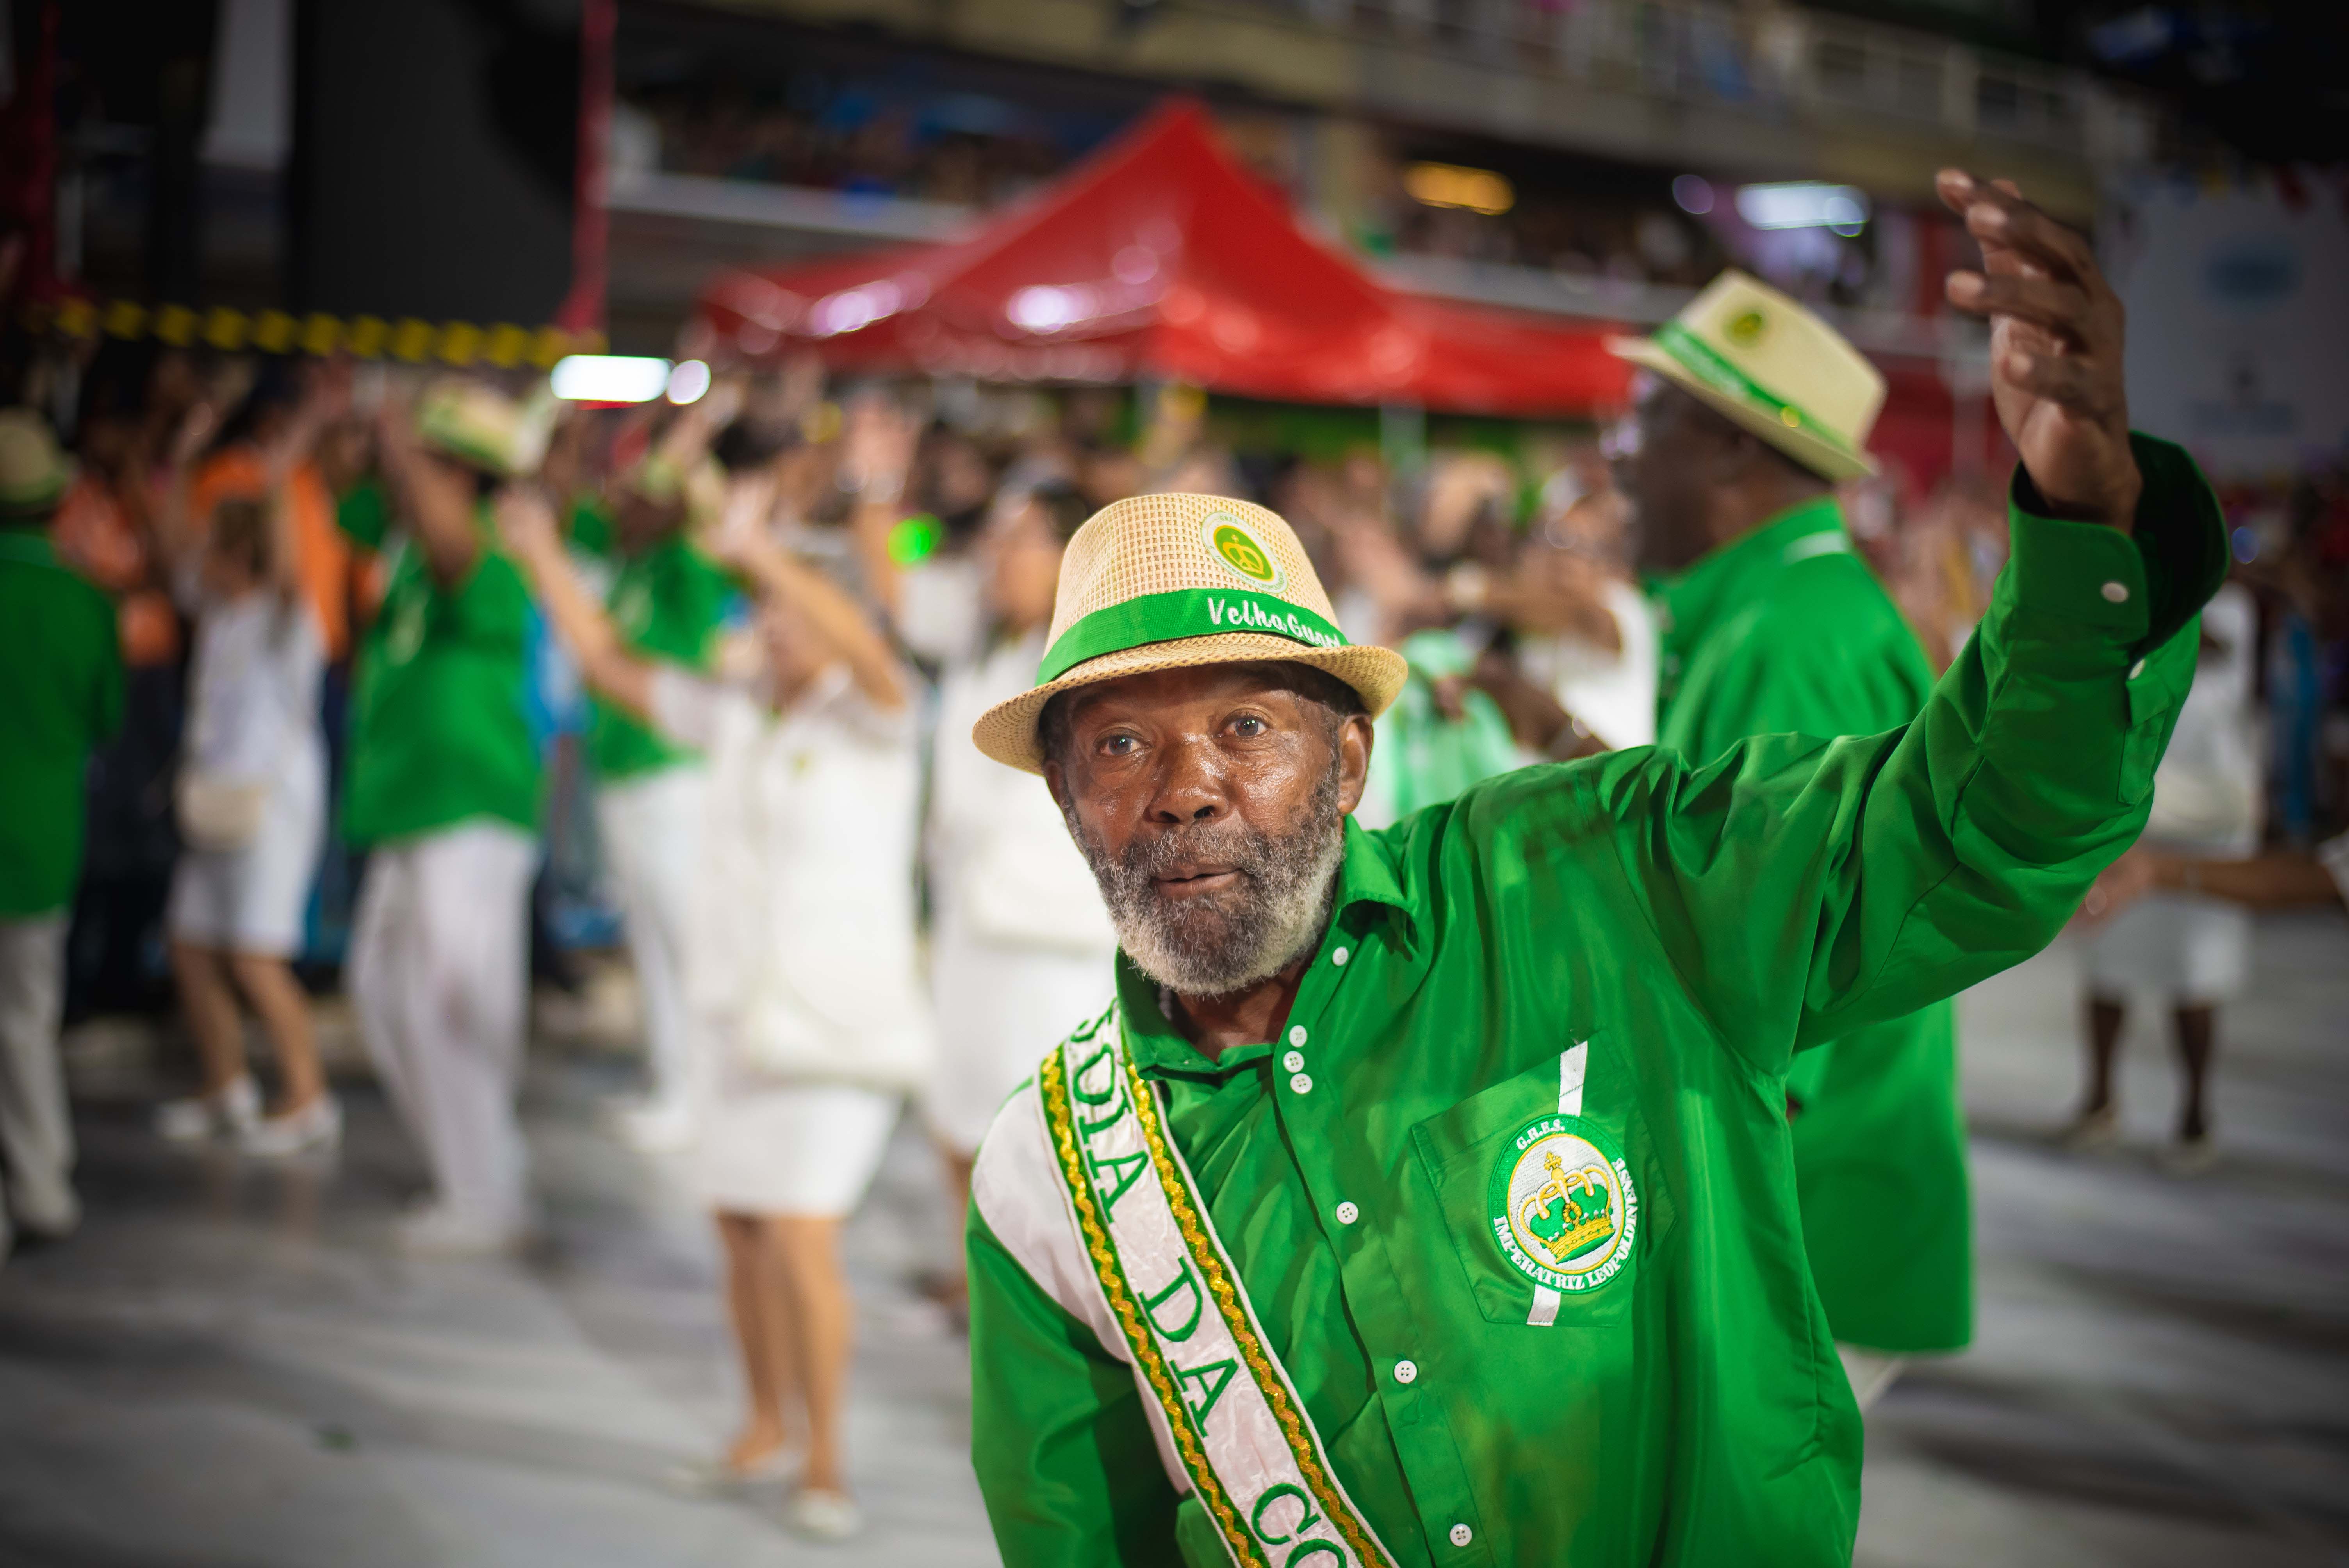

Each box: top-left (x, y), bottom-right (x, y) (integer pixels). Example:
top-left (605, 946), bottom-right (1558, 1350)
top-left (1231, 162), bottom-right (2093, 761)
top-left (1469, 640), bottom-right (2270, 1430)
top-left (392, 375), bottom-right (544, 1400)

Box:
top-left (1101, 734), bottom-right (1138, 756)
top-left (1232, 715), bottom-right (1266, 737)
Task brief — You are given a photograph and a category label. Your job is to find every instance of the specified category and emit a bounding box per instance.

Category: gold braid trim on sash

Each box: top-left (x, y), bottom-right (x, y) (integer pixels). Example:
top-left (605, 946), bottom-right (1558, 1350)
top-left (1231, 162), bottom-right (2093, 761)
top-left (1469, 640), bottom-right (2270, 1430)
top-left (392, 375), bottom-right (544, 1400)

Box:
top-left (1121, 1051), bottom-right (1395, 1568)
top-left (1037, 1041), bottom-right (1267, 1568)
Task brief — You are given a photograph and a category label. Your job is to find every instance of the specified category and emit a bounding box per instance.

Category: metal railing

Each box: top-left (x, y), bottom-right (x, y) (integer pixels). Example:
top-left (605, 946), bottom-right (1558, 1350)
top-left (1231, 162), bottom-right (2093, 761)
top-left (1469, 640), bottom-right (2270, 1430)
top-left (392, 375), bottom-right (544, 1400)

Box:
top-left (1249, 0), bottom-right (2150, 164)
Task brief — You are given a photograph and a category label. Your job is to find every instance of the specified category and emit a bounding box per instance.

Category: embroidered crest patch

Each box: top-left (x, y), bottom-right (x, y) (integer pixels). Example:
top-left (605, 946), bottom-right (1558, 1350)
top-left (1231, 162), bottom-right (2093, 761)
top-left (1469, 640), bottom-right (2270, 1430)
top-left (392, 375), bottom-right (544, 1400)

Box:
top-left (1202, 512), bottom-right (1284, 591)
top-left (1487, 1114), bottom-right (1637, 1294)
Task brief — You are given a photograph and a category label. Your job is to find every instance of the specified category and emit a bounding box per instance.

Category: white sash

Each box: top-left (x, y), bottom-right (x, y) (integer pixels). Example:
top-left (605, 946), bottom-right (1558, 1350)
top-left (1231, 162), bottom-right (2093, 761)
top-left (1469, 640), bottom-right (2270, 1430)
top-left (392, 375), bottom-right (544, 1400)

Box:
top-left (1035, 1005), bottom-right (1397, 1568)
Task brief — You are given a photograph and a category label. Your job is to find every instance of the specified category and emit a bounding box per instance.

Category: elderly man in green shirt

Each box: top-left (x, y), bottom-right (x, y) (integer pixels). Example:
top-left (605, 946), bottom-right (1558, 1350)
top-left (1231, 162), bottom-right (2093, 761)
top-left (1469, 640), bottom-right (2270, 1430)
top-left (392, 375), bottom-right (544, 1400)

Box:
top-left (1608, 269), bottom-right (1969, 1402)
top-left (0, 412), bottom-right (124, 1265)
top-left (956, 173), bottom-right (2228, 1567)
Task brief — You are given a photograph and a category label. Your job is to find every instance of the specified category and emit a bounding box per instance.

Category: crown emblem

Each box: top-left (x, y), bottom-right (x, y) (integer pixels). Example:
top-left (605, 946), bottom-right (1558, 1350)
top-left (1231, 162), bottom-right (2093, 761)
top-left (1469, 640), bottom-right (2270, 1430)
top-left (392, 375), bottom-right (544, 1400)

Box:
top-left (1489, 1115), bottom-right (1639, 1294)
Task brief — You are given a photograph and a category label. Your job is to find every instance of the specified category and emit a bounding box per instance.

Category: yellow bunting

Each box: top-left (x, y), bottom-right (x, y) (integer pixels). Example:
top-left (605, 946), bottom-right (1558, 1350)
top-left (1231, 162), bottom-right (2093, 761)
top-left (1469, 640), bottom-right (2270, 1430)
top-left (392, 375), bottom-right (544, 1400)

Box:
top-left (484, 323), bottom-right (529, 368)
top-left (103, 300), bottom-right (147, 338)
top-left (389, 318), bottom-right (435, 362)
top-left (437, 321), bottom-right (482, 365)
top-left (301, 313), bottom-right (342, 356)
top-left (55, 298), bottom-right (97, 339)
top-left (529, 326), bottom-right (572, 369)
top-left (203, 307), bottom-right (248, 351)
top-left (153, 305), bottom-right (198, 346)
top-left (251, 310), bottom-right (298, 353)
top-left (343, 316), bottom-right (389, 358)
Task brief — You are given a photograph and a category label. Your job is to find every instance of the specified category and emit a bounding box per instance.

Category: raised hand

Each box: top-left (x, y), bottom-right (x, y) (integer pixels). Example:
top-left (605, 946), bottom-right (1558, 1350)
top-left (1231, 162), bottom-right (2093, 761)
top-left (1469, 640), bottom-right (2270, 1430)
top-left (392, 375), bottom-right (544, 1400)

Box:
top-left (494, 484), bottom-right (562, 565)
top-left (1937, 170), bottom-right (2141, 531)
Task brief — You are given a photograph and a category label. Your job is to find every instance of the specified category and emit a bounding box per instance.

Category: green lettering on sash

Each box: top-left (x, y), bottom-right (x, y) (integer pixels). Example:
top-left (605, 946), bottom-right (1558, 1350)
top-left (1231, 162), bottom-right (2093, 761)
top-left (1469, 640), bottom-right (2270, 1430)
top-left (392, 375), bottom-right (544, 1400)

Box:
top-left (1175, 1356), bottom-right (1238, 1430)
top-left (1250, 1482), bottom-right (1322, 1546)
top-left (1285, 1543), bottom-right (1345, 1567)
top-left (1089, 1147), bottom-right (1151, 1216)
top-left (1141, 1256), bottom-right (1206, 1342)
top-left (1070, 1045), bottom-right (1120, 1105)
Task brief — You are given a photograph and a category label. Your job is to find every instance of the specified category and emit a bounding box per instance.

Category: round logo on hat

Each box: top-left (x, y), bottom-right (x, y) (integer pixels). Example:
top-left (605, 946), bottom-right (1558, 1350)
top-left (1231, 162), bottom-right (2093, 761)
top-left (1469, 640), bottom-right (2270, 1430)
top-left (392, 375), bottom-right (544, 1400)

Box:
top-left (1726, 308), bottom-right (1768, 348)
top-left (1202, 513), bottom-right (1284, 592)
top-left (1487, 1113), bottom-right (1637, 1294)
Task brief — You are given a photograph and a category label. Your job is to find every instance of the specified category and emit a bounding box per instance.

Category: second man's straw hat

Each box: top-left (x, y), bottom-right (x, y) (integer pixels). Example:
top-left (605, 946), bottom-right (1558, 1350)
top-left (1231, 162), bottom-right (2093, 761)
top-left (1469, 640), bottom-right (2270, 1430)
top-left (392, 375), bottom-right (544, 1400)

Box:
top-left (972, 492), bottom-right (1408, 774)
top-left (1608, 269), bottom-right (1885, 481)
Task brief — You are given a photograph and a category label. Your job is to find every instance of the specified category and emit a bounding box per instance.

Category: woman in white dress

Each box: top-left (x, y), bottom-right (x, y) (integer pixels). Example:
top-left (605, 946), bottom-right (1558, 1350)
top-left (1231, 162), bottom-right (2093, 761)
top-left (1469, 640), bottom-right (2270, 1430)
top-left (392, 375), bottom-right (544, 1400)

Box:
top-left (152, 494), bottom-right (335, 1155)
top-left (918, 484), bottom-right (1116, 1305)
top-left (503, 482), bottom-right (926, 1540)
top-left (2071, 581), bottom-right (2262, 1172)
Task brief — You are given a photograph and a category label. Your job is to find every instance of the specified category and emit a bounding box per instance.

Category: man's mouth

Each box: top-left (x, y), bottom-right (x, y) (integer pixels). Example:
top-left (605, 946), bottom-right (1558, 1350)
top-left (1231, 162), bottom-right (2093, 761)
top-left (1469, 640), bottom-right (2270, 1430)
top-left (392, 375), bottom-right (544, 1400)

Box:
top-left (1152, 864), bottom-right (1244, 899)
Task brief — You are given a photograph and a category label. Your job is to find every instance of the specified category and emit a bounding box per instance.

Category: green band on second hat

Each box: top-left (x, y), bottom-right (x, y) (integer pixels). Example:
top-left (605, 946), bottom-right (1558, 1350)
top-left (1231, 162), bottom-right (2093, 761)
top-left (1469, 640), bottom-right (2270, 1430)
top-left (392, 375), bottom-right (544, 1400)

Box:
top-left (1038, 588), bottom-right (1349, 686)
top-left (1652, 321), bottom-right (1855, 459)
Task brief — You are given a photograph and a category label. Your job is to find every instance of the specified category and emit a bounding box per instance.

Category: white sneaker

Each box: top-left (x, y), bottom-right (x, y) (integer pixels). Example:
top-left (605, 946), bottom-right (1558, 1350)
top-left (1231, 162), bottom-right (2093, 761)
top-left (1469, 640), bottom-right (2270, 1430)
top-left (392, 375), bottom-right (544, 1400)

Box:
top-left (395, 1202), bottom-right (526, 1257)
top-left (614, 1097), bottom-right (695, 1153)
top-left (155, 1076), bottom-right (262, 1142)
top-left (785, 1488), bottom-right (862, 1541)
top-left (240, 1095), bottom-right (342, 1158)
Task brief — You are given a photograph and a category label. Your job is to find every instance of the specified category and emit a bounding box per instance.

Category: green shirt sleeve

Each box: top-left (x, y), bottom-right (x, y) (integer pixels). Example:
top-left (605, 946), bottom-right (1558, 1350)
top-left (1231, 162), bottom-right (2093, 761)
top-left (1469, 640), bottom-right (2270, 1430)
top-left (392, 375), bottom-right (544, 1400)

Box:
top-left (968, 1205), bottom-right (1185, 1568)
top-left (1597, 436), bottom-right (2224, 1074)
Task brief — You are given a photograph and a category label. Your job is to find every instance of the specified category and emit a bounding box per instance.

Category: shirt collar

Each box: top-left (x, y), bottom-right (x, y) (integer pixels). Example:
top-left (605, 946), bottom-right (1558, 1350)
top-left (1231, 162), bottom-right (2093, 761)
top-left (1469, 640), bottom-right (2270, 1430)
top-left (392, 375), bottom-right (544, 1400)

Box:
top-left (1656, 492), bottom-right (1846, 641)
top-left (1118, 815), bottom-right (1417, 1080)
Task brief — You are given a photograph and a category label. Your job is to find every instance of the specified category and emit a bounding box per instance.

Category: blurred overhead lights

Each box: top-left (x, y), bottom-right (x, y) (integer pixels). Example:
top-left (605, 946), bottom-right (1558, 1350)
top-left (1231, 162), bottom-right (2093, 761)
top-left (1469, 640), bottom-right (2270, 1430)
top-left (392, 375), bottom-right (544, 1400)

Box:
top-left (1735, 183), bottom-right (1870, 236)
top-left (551, 355), bottom-right (672, 403)
top-left (1672, 175), bottom-right (1714, 215)
top-left (1405, 162), bottom-right (1515, 217)
top-left (665, 360), bottom-right (712, 405)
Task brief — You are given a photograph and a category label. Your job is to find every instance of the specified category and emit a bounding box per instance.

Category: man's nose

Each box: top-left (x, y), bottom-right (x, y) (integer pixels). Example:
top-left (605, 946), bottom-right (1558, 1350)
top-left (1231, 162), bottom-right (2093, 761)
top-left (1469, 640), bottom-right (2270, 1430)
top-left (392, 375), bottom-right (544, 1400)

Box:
top-left (1146, 734), bottom-right (1228, 824)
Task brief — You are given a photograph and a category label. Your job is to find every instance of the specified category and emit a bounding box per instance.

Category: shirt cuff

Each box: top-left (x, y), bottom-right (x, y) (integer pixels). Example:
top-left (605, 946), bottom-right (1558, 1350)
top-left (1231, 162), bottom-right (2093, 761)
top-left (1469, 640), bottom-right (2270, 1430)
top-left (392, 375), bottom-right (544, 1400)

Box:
top-left (2005, 433), bottom-right (2229, 653)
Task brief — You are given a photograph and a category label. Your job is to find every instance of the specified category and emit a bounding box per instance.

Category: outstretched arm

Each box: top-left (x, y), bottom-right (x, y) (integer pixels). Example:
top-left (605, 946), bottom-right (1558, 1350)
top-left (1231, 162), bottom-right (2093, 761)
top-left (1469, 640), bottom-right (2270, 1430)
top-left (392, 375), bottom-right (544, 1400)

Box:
top-left (1594, 176), bottom-right (2226, 1067)
top-left (709, 473), bottom-right (909, 713)
top-left (498, 486), bottom-right (659, 720)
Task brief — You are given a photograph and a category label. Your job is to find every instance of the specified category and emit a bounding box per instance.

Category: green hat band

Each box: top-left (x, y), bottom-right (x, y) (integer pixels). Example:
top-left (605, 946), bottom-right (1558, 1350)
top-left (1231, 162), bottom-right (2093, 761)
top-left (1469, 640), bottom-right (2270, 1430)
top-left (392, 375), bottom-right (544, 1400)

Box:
top-left (1652, 321), bottom-right (1856, 460)
top-left (1037, 588), bottom-right (1349, 686)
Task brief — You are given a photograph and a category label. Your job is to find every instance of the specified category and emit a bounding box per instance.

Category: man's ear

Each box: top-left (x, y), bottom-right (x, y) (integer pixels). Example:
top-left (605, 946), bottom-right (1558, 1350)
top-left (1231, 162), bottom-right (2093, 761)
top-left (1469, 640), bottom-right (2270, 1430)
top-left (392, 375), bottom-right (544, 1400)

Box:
top-left (1043, 756), bottom-right (1071, 816)
top-left (1334, 711), bottom-right (1374, 818)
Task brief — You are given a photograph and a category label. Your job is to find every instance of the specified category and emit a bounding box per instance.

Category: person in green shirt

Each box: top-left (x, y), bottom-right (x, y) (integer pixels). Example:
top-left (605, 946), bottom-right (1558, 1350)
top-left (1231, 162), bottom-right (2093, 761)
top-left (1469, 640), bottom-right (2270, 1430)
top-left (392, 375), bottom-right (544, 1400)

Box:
top-left (339, 378), bottom-right (549, 1255)
top-left (570, 431), bottom-right (735, 1153)
top-left (1606, 269), bottom-right (1967, 1402)
top-left (955, 173), bottom-right (2228, 1567)
top-left (0, 410), bottom-right (124, 1263)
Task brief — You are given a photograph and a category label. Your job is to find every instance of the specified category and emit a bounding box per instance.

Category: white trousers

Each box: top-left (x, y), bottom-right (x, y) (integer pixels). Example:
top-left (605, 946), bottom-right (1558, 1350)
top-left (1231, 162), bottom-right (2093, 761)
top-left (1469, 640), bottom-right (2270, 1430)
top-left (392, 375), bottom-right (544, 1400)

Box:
top-left (593, 766), bottom-right (706, 1113)
top-left (0, 914), bottom-right (75, 1252)
top-left (349, 822), bottom-right (536, 1232)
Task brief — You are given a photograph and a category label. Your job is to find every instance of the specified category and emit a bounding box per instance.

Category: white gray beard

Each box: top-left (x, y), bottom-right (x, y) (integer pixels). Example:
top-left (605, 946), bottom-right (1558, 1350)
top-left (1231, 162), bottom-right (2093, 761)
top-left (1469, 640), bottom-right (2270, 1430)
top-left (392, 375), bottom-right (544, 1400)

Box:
top-left (1066, 768), bottom-right (1345, 1001)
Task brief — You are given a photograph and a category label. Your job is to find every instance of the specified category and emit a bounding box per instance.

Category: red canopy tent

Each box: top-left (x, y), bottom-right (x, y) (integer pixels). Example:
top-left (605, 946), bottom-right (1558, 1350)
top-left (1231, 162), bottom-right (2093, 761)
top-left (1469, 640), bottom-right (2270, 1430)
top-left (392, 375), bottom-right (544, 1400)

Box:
top-left (693, 100), bottom-right (1632, 417)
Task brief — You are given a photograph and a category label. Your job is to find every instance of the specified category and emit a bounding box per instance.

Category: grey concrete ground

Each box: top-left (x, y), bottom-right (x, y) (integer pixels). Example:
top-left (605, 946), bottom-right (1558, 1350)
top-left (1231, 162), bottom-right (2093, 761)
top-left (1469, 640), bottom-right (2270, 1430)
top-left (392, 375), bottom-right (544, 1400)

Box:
top-left (1, 911), bottom-right (2344, 1567)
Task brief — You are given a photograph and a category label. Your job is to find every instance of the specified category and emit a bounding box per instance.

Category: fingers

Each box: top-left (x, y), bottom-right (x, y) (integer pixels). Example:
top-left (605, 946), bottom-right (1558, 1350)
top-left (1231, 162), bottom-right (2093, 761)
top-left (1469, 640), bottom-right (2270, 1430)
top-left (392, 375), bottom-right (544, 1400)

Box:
top-left (1944, 270), bottom-right (2093, 343)
top-left (1994, 346), bottom-right (2118, 418)
top-left (1935, 169), bottom-right (2100, 285)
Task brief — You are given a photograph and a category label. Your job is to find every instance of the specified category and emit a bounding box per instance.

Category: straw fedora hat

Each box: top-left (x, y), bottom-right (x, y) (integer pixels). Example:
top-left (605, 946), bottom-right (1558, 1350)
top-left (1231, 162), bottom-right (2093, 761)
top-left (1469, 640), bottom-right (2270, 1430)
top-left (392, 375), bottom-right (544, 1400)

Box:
top-left (0, 408), bottom-right (76, 520)
top-left (972, 492), bottom-right (1408, 775)
top-left (416, 378), bottom-right (556, 479)
top-left (1608, 270), bottom-right (1884, 481)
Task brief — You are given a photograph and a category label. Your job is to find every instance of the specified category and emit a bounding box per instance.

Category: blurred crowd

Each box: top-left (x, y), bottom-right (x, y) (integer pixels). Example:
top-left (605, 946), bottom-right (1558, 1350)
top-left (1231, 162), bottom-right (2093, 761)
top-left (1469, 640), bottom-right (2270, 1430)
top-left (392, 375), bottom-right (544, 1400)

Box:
top-left (1, 333), bottom-right (2345, 1536)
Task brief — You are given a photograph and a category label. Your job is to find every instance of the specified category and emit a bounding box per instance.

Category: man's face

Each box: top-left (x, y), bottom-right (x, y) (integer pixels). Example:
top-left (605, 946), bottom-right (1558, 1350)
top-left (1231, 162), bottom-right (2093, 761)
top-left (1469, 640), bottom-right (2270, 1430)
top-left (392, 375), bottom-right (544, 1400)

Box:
top-left (1608, 374), bottom-right (1717, 577)
top-left (1043, 664), bottom-right (1373, 998)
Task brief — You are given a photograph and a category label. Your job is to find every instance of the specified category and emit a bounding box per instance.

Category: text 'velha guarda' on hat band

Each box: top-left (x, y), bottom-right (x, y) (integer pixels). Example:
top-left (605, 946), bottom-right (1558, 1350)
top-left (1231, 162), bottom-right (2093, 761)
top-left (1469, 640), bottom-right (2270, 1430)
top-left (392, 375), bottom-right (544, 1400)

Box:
top-left (1035, 588), bottom-right (1351, 686)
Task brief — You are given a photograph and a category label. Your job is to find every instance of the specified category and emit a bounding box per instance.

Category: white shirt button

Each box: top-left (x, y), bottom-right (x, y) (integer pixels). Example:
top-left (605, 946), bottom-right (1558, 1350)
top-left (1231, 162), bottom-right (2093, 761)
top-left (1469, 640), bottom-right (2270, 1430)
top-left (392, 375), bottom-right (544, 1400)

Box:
top-left (1392, 1359), bottom-right (1419, 1385)
top-left (1282, 1049), bottom-right (1305, 1073)
top-left (1287, 1025), bottom-right (1308, 1046)
top-left (1335, 1201), bottom-right (1360, 1225)
top-left (1449, 1523), bottom-right (1474, 1548)
top-left (2128, 658), bottom-right (2146, 679)
top-left (1289, 1073), bottom-right (1313, 1095)
top-left (1331, 946), bottom-right (1349, 966)
top-left (2101, 580), bottom-right (2130, 603)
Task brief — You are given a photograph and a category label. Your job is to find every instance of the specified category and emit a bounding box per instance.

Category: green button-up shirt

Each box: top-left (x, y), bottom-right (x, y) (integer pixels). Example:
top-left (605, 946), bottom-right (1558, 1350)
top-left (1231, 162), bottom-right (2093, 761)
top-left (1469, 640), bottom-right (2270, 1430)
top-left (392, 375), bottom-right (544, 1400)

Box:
top-left (1654, 493), bottom-right (1964, 1353)
top-left (967, 438), bottom-right (2224, 1568)
top-left (0, 529), bottom-right (125, 916)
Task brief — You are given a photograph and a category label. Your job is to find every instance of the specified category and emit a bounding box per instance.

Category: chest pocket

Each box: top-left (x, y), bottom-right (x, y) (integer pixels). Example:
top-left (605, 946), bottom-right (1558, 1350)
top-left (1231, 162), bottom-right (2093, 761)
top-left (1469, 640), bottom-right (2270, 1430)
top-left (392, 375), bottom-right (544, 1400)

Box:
top-left (1410, 1033), bottom-right (1674, 1327)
